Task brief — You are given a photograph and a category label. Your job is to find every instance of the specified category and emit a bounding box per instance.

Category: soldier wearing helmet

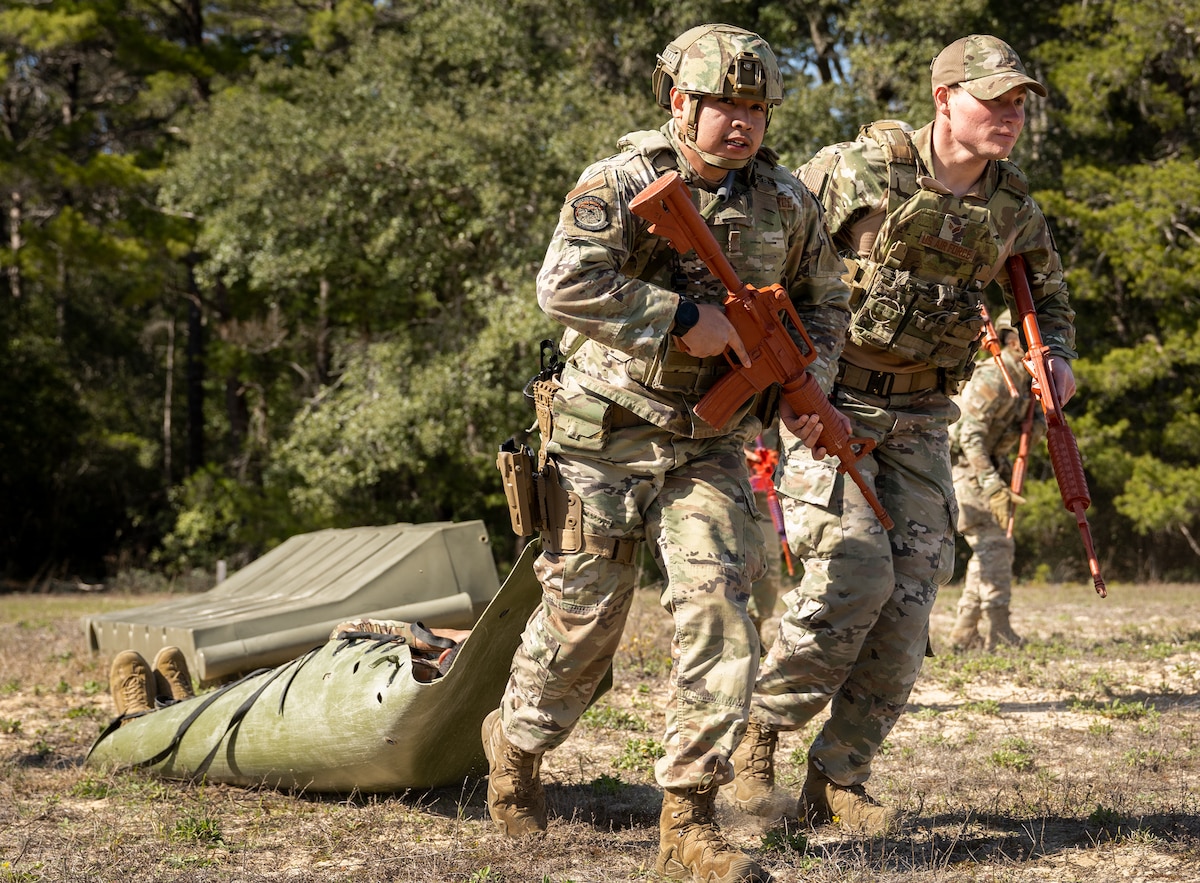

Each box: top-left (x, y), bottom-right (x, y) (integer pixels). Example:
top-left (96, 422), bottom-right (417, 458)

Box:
top-left (947, 310), bottom-right (1044, 651)
top-left (482, 23), bottom-right (850, 883)
top-left (729, 35), bottom-right (1080, 836)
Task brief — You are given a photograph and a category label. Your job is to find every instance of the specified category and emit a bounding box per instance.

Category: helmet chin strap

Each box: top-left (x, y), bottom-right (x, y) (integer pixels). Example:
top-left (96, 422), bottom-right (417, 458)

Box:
top-left (681, 93), bottom-right (766, 171)
top-left (684, 96), bottom-right (747, 170)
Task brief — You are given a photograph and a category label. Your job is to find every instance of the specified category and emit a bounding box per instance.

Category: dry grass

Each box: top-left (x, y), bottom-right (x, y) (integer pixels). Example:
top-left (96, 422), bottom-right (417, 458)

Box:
top-left (2, 579), bottom-right (1199, 882)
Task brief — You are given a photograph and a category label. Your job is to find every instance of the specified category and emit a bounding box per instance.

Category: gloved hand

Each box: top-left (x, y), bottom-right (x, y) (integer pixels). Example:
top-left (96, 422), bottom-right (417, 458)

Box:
top-left (988, 487), bottom-right (1027, 528)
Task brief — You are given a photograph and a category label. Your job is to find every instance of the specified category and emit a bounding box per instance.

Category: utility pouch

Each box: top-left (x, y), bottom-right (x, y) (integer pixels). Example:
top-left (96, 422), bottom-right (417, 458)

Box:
top-left (496, 438), bottom-right (542, 537)
top-left (550, 385), bottom-right (612, 452)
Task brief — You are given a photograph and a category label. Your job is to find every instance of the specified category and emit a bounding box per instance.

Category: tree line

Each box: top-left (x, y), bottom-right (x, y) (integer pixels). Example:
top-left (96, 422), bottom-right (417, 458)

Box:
top-left (2, 0), bottom-right (1198, 586)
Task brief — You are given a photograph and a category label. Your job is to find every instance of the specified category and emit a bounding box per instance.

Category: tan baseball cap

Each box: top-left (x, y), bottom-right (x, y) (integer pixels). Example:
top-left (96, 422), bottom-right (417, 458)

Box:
top-left (930, 34), bottom-right (1047, 100)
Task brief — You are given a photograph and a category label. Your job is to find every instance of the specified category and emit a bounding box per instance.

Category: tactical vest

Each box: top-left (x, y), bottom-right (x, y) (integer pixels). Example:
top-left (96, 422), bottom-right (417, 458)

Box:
top-left (835, 121), bottom-right (1029, 384)
top-left (570, 129), bottom-right (792, 396)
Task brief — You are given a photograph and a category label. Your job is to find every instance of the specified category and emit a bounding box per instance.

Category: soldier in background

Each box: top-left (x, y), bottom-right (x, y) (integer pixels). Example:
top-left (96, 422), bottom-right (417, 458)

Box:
top-left (948, 314), bottom-right (1043, 650)
top-left (728, 34), bottom-right (1078, 836)
top-left (481, 22), bottom-right (850, 883)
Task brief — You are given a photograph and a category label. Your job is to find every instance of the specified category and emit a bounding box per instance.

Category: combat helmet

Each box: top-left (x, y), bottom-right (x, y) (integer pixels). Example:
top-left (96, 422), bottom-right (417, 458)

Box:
top-left (653, 23), bottom-right (783, 169)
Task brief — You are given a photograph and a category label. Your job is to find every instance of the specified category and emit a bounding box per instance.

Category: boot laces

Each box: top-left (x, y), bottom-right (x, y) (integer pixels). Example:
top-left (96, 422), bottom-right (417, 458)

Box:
top-left (744, 727), bottom-right (777, 778)
top-left (119, 673), bottom-right (148, 712)
top-left (502, 742), bottom-right (540, 798)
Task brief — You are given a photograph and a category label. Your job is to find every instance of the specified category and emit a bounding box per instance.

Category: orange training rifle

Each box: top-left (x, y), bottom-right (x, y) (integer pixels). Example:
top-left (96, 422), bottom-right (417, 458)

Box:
top-left (1007, 398), bottom-right (1036, 540)
top-left (748, 435), bottom-right (795, 575)
top-left (1006, 253), bottom-right (1107, 597)
top-left (630, 171), bottom-right (893, 530)
top-left (979, 303), bottom-right (1019, 398)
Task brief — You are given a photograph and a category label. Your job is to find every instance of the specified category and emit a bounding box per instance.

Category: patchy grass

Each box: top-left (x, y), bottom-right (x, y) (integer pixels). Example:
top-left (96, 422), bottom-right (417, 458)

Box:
top-left (2, 579), bottom-right (1199, 881)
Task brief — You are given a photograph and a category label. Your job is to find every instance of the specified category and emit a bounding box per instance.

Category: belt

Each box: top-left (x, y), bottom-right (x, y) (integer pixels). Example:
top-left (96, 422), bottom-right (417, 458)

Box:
top-left (837, 363), bottom-right (941, 396)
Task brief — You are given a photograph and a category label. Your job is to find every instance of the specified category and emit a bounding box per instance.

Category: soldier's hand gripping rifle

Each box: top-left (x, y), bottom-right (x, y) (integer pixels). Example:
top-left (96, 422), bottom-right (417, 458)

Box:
top-left (1006, 254), bottom-right (1107, 597)
top-left (630, 171), bottom-right (893, 530)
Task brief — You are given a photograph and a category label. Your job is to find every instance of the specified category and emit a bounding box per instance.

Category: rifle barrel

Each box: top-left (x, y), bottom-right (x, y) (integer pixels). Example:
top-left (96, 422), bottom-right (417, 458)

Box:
top-left (1006, 254), bottom-right (1107, 597)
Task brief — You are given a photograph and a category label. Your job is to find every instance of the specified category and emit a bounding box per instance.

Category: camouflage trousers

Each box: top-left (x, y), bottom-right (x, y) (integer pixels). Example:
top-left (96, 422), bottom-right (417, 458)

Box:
top-left (751, 387), bottom-right (959, 786)
top-left (748, 490), bottom-right (783, 638)
top-left (953, 463), bottom-right (1016, 610)
top-left (501, 408), bottom-right (766, 791)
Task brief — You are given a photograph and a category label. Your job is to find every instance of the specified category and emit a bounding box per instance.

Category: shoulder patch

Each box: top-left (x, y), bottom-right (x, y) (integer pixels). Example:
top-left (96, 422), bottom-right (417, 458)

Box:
top-left (570, 194), bottom-right (610, 232)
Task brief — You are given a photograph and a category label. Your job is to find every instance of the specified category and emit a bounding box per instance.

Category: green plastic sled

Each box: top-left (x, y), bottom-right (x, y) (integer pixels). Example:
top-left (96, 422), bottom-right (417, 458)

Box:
top-left (86, 541), bottom-right (548, 793)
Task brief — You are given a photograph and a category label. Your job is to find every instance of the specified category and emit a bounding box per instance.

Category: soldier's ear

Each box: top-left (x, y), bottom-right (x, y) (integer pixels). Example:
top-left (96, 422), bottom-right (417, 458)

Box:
top-left (933, 84), bottom-right (953, 116)
top-left (669, 87), bottom-right (689, 118)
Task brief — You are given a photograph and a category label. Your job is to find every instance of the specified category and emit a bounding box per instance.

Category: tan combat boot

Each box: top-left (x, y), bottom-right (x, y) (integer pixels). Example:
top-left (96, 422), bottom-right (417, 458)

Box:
top-left (981, 606), bottom-right (1025, 650)
top-left (152, 646), bottom-right (195, 702)
top-left (801, 758), bottom-right (897, 836)
top-left (656, 785), bottom-right (772, 883)
top-left (728, 720), bottom-right (778, 815)
top-left (948, 603), bottom-right (983, 652)
top-left (109, 650), bottom-right (154, 719)
top-left (481, 709), bottom-right (547, 838)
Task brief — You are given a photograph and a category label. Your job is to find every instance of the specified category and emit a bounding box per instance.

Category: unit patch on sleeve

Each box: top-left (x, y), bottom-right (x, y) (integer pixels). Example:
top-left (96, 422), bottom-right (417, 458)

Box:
top-left (571, 194), bottom-right (610, 232)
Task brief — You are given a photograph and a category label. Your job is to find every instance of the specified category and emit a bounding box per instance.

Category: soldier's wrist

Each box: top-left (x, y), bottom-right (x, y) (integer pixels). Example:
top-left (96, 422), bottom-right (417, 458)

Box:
top-left (981, 478), bottom-right (1007, 498)
top-left (671, 299), bottom-right (700, 337)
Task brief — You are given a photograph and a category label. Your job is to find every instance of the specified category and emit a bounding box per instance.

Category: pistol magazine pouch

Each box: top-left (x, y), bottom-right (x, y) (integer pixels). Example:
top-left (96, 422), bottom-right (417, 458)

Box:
top-left (496, 440), bottom-right (540, 537)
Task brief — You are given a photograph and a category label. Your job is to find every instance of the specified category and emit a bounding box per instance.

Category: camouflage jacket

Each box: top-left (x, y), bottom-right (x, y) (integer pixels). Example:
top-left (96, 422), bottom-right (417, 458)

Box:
top-left (537, 120), bottom-right (850, 439)
top-left (797, 120), bottom-right (1077, 366)
top-left (949, 347), bottom-right (1044, 496)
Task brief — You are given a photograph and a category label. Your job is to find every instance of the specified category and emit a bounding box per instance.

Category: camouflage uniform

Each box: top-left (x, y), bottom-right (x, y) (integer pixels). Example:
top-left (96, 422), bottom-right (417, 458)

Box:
top-left (951, 345), bottom-right (1042, 614)
top-left (747, 41), bottom-right (1077, 789)
top-left (499, 120), bottom-right (849, 791)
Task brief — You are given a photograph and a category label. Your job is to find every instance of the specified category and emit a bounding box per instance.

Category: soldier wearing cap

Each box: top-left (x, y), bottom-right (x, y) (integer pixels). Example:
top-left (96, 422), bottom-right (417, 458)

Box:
top-left (727, 35), bottom-right (1078, 835)
top-left (481, 22), bottom-right (849, 882)
top-left (948, 312), bottom-right (1044, 651)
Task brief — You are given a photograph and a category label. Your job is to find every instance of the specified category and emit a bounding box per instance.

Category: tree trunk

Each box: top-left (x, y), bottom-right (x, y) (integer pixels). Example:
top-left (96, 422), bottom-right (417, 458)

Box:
top-left (186, 266), bottom-right (205, 476)
top-left (7, 190), bottom-right (20, 299)
top-left (163, 316), bottom-right (175, 486)
top-left (317, 276), bottom-right (330, 387)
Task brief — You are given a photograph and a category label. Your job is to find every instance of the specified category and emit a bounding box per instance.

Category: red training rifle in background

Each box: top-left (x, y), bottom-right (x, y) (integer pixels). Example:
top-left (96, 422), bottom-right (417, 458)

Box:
top-left (630, 171), bottom-right (893, 530)
top-left (1006, 253), bottom-right (1107, 597)
top-left (748, 435), bottom-right (795, 576)
top-left (1007, 398), bottom-right (1036, 540)
top-left (979, 303), bottom-right (1019, 399)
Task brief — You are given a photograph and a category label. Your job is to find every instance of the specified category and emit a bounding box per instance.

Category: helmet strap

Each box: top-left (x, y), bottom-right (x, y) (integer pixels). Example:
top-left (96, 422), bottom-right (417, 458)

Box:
top-left (679, 93), bottom-right (753, 171)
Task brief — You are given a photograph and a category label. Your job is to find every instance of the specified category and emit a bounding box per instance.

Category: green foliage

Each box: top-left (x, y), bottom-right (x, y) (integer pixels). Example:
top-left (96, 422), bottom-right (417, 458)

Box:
top-left (582, 704), bottom-right (650, 732)
top-left (587, 773), bottom-right (626, 796)
top-left (1069, 697), bottom-right (1157, 720)
top-left (170, 815), bottom-right (224, 846)
top-left (613, 737), bottom-right (665, 773)
top-left (4, 0), bottom-right (1200, 582)
top-left (988, 737), bottom-right (1036, 772)
top-left (1088, 804), bottom-right (1125, 829)
top-left (761, 825), bottom-right (809, 853)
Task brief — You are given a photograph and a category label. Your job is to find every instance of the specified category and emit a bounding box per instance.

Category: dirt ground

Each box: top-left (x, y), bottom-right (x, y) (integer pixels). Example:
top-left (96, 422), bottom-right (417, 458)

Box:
top-left (2, 577), bottom-right (1199, 882)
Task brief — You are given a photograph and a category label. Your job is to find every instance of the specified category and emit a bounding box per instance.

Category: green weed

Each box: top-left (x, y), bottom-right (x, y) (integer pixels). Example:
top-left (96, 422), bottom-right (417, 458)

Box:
top-left (582, 704), bottom-right (648, 732)
top-left (959, 699), bottom-right (1001, 716)
top-left (761, 826), bottom-right (808, 853)
top-left (988, 737), bottom-right (1035, 772)
top-left (614, 737), bottom-right (664, 773)
top-left (588, 773), bottom-right (625, 796)
top-left (171, 815), bottom-right (224, 846)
